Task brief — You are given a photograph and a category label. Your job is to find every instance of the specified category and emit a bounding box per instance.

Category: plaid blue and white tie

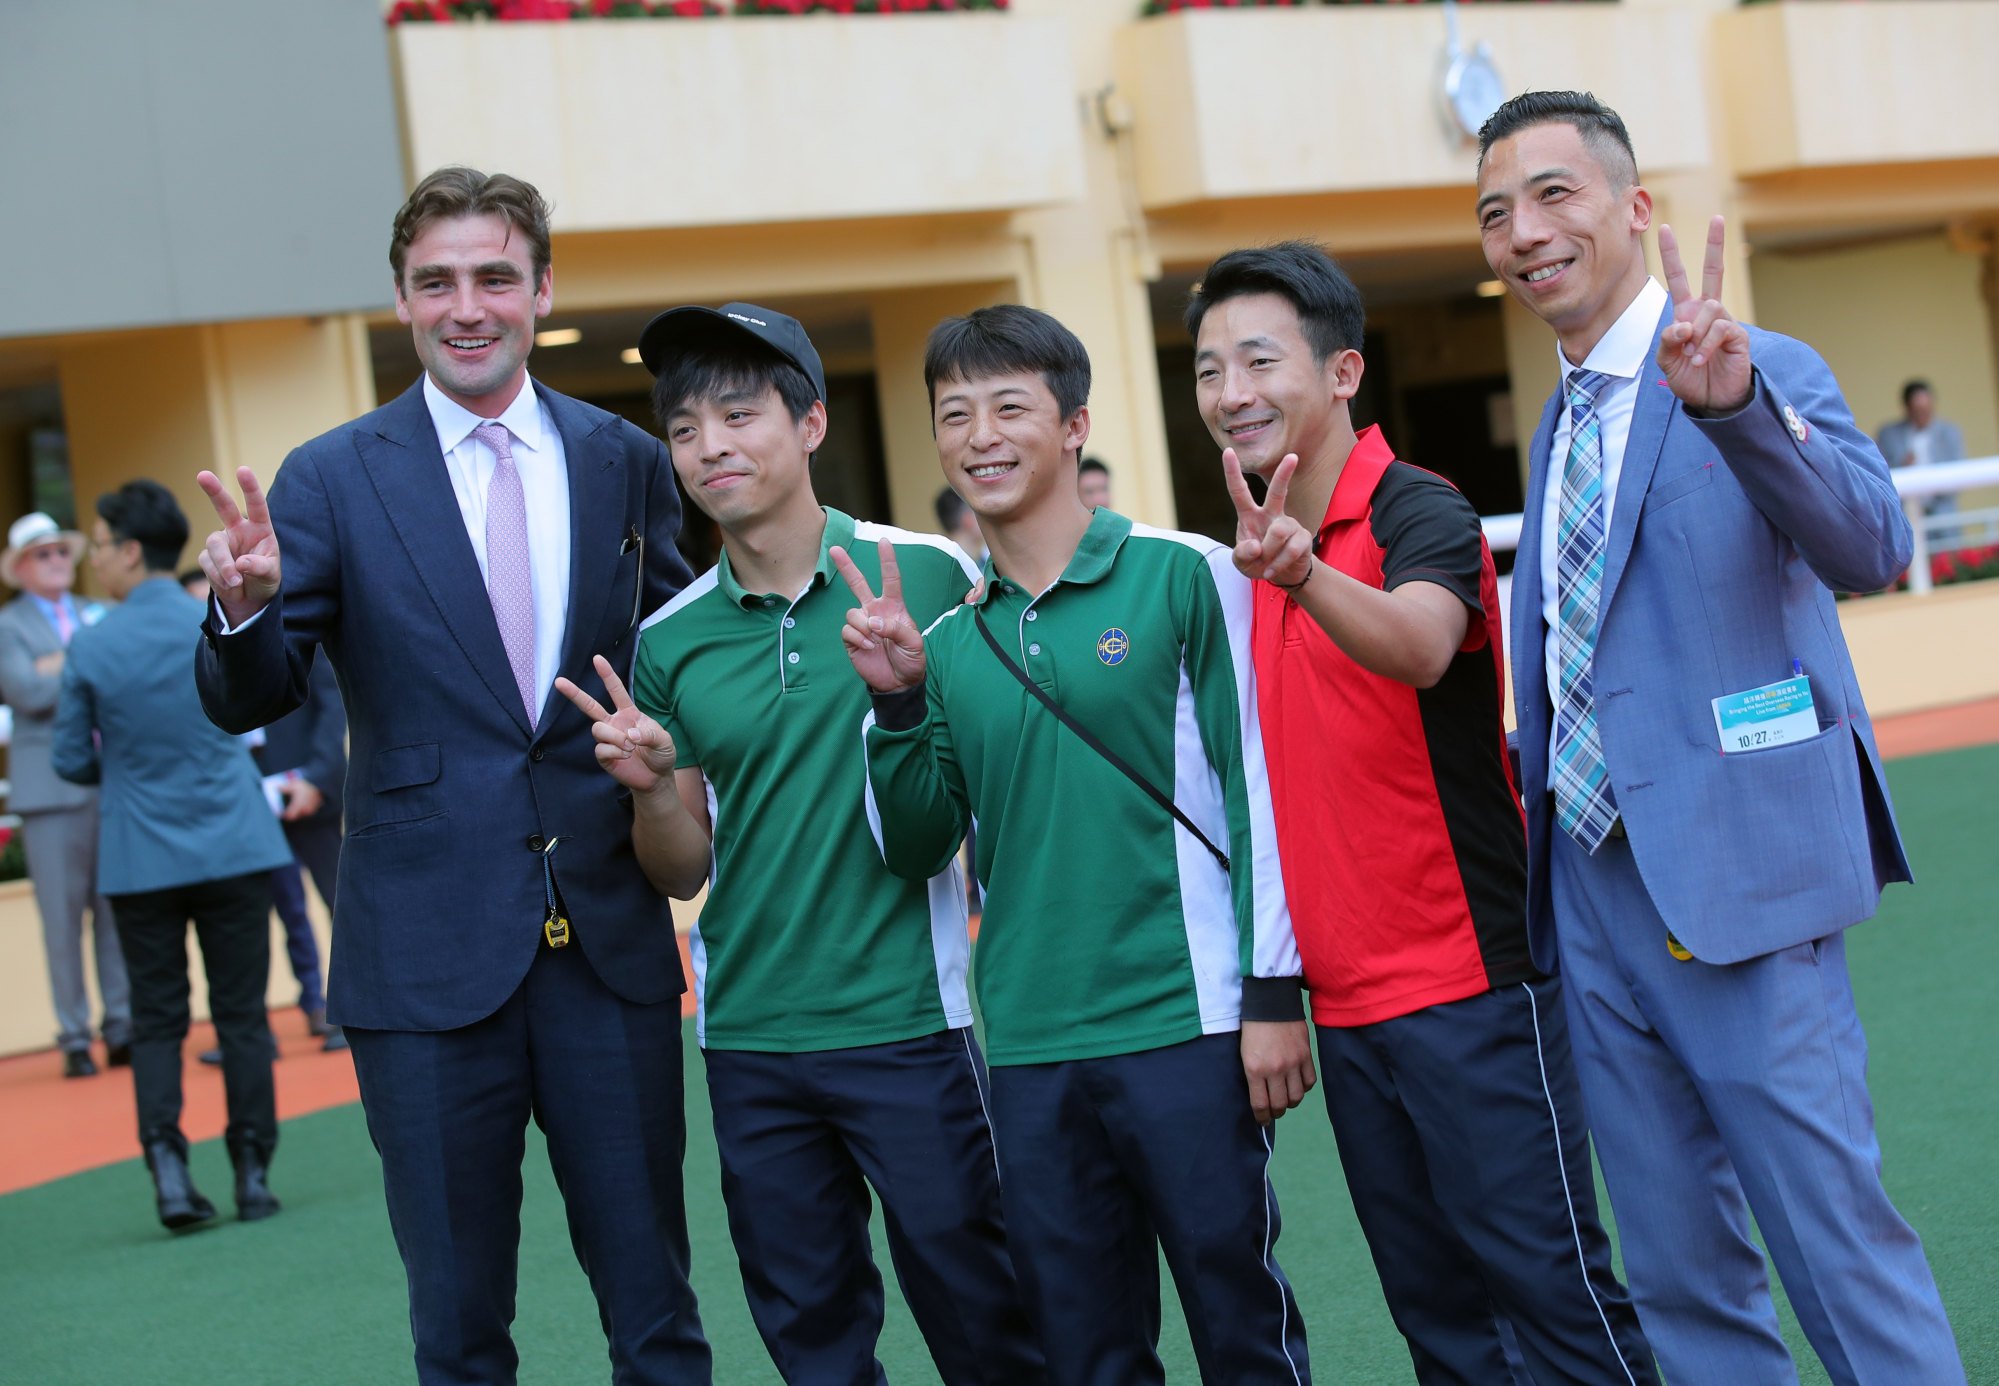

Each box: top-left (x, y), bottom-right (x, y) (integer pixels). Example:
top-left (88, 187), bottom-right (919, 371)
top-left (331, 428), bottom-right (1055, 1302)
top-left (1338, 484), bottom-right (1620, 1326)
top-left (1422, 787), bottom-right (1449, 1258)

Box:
top-left (1552, 369), bottom-right (1620, 852)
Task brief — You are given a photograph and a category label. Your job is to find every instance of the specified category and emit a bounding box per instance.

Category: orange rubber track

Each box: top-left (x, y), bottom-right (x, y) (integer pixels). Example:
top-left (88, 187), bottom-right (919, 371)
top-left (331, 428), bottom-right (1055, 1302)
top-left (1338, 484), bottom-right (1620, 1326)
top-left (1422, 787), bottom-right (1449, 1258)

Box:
top-left (5, 698), bottom-right (1994, 1197)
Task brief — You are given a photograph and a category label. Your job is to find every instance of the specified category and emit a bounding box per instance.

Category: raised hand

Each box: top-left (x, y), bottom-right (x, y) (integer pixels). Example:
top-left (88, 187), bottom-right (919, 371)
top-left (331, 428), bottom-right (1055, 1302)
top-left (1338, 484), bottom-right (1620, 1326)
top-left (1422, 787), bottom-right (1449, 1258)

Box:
top-left (830, 540), bottom-right (926, 692)
top-left (1657, 215), bottom-right (1753, 415)
top-left (196, 466), bottom-right (282, 626)
top-left (1222, 448), bottom-right (1313, 589)
top-left (554, 655), bottom-right (678, 796)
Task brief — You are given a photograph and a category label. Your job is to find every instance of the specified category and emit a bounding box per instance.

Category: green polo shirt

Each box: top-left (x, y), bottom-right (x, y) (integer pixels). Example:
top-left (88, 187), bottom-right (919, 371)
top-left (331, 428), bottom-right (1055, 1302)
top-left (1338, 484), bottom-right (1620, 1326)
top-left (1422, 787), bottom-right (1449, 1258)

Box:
top-left (632, 507), bottom-right (979, 1052)
top-left (863, 507), bottom-right (1299, 1066)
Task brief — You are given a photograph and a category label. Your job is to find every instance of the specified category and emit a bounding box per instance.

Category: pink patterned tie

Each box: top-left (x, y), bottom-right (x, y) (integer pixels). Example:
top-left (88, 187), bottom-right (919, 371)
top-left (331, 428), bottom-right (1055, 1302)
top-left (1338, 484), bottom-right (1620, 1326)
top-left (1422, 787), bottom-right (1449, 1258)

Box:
top-left (472, 422), bottom-right (538, 728)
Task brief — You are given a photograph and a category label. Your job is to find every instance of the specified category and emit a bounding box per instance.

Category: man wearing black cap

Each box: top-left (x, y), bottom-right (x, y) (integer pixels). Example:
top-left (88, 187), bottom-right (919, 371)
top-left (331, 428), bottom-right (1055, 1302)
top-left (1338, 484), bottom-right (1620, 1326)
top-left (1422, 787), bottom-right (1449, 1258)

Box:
top-left (557, 302), bottom-right (1044, 1385)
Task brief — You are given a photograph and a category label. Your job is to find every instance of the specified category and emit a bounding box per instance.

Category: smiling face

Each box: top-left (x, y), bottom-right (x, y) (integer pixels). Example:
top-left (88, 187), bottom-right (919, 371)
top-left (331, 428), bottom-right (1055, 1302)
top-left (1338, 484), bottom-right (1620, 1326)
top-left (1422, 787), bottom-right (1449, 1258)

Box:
top-left (665, 383), bottom-right (826, 533)
top-left (1476, 120), bottom-right (1652, 362)
top-left (1193, 291), bottom-right (1357, 481)
top-left (932, 369), bottom-right (1089, 527)
top-left (394, 212), bottom-right (551, 416)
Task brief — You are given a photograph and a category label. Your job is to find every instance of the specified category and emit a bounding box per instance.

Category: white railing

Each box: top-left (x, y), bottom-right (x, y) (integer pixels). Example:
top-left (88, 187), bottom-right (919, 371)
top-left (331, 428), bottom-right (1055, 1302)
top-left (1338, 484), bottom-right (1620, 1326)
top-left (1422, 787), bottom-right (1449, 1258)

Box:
top-left (1481, 455), bottom-right (1999, 643)
top-left (1482, 453), bottom-right (1999, 574)
top-left (1894, 454), bottom-right (1999, 594)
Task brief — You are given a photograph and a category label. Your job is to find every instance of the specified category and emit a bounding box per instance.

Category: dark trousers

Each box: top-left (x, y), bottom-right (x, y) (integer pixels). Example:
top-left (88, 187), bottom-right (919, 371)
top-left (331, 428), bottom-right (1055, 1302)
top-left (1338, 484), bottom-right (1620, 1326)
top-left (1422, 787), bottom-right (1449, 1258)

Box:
top-left (268, 861), bottom-right (323, 1014)
top-left (1315, 977), bottom-right (1655, 1386)
top-left (987, 1032), bottom-right (1310, 1386)
top-left (704, 1029), bottom-right (1044, 1385)
top-left (108, 872), bottom-right (276, 1159)
top-left (345, 942), bottom-right (710, 1386)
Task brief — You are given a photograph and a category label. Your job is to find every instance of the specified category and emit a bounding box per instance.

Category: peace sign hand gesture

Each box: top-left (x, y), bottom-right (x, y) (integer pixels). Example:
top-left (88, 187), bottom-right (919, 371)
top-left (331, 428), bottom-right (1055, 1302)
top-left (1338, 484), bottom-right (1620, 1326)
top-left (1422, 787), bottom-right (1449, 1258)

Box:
top-left (196, 466), bottom-right (283, 627)
top-left (554, 655), bottom-right (678, 797)
top-left (1658, 215), bottom-right (1753, 415)
top-left (830, 540), bottom-right (927, 693)
top-left (1222, 449), bottom-right (1314, 589)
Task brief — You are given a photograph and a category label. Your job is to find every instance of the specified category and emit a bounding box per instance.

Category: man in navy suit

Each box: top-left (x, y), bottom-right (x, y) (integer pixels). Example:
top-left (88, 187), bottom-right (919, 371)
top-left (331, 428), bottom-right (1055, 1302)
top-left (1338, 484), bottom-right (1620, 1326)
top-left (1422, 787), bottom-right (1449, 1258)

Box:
top-left (194, 167), bottom-right (710, 1385)
top-left (1475, 92), bottom-right (1964, 1383)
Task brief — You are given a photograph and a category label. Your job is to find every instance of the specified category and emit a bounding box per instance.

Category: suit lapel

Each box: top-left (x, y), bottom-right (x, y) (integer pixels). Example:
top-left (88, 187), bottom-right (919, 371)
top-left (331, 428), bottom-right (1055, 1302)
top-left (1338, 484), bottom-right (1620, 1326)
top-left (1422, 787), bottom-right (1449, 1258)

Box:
top-left (356, 381), bottom-right (534, 736)
top-left (1597, 304), bottom-right (1678, 620)
top-left (539, 385), bottom-right (625, 730)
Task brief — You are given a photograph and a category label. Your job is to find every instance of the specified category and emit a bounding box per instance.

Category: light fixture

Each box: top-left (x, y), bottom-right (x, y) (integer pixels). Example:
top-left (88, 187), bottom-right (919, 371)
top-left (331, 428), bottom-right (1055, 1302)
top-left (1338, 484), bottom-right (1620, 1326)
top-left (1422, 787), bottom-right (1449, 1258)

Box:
top-left (534, 328), bottom-right (582, 347)
top-left (620, 348), bottom-right (644, 366)
top-left (1474, 280), bottom-right (1506, 299)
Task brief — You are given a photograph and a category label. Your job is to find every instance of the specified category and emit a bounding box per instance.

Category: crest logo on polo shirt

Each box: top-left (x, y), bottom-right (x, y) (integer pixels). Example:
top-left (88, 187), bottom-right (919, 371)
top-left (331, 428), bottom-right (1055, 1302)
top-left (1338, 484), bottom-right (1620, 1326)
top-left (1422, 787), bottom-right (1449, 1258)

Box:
top-left (1097, 628), bottom-right (1129, 666)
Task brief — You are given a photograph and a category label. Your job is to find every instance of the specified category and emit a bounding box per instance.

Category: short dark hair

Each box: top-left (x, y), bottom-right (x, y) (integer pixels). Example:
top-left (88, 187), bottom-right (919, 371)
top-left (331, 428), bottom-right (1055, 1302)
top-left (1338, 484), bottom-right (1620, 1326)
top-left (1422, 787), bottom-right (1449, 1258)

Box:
top-left (924, 305), bottom-right (1091, 420)
top-left (1077, 456), bottom-right (1110, 479)
top-left (390, 167), bottom-right (554, 289)
top-left (651, 338), bottom-right (819, 439)
top-left (1476, 90), bottom-right (1639, 189)
top-left (1184, 241), bottom-right (1365, 363)
top-left (97, 480), bottom-right (188, 574)
top-left (1902, 379), bottom-right (1933, 408)
top-left (934, 486), bottom-right (969, 530)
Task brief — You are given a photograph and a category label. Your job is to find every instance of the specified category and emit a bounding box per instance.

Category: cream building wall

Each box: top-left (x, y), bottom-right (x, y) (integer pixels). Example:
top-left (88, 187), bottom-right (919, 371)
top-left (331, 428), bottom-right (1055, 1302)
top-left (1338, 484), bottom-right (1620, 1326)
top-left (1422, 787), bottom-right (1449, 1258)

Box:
top-left (1751, 234), bottom-right (1999, 458)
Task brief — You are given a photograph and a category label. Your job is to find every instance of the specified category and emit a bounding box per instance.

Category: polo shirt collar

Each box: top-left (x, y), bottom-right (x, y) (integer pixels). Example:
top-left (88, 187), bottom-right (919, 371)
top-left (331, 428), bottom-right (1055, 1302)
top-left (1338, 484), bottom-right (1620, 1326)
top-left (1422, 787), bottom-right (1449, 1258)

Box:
top-left (976, 504), bottom-right (1131, 605)
top-left (716, 506), bottom-right (855, 609)
top-left (1319, 425), bottom-right (1397, 534)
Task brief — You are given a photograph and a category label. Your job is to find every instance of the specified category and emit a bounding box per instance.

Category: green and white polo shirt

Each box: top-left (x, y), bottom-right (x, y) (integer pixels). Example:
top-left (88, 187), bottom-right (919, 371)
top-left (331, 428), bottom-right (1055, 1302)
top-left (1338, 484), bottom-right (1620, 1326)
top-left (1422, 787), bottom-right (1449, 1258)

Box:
top-left (863, 506), bottom-right (1300, 1066)
top-left (633, 507), bottom-right (979, 1052)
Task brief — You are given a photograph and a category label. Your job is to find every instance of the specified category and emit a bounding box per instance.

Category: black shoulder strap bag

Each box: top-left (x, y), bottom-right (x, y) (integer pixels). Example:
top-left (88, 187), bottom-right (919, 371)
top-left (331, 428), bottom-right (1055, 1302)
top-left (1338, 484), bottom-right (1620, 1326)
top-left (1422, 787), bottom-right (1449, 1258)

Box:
top-left (974, 609), bottom-right (1230, 874)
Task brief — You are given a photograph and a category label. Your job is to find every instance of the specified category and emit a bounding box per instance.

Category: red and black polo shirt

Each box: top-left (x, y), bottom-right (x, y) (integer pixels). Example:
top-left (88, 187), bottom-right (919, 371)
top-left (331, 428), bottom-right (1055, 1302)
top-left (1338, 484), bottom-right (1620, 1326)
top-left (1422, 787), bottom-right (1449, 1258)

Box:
top-left (1253, 425), bottom-right (1537, 1028)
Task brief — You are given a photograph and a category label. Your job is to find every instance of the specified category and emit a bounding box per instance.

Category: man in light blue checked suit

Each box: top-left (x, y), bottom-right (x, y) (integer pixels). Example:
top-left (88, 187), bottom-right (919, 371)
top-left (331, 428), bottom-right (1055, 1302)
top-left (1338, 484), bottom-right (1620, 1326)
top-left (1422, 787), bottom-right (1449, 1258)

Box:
top-left (1475, 91), bottom-right (1964, 1384)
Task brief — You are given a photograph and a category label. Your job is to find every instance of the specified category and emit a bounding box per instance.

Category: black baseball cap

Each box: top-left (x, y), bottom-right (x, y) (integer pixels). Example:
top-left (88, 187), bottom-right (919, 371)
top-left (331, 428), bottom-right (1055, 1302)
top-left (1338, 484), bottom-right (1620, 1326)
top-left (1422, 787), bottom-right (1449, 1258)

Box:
top-left (635, 301), bottom-right (827, 404)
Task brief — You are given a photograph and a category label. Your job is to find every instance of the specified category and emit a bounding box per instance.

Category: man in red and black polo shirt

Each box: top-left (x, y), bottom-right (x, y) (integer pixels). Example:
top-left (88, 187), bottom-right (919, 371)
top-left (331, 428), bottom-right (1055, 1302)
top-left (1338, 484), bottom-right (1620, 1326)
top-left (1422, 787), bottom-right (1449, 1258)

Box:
top-left (1188, 242), bottom-right (1658, 1386)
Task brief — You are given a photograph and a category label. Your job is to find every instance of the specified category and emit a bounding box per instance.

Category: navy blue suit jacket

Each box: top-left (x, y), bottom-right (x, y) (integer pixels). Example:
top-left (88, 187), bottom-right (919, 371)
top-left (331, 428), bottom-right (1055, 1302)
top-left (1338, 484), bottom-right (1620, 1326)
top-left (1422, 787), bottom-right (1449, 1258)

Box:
top-left (196, 379), bottom-right (695, 1031)
top-left (1513, 310), bottom-right (1914, 969)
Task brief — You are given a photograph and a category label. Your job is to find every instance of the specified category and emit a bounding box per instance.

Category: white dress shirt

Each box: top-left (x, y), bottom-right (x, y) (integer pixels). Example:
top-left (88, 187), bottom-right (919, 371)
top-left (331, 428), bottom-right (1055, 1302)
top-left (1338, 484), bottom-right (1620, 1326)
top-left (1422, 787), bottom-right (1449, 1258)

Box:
top-left (422, 374), bottom-right (572, 720)
top-left (1541, 276), bottom-right (1670, 755)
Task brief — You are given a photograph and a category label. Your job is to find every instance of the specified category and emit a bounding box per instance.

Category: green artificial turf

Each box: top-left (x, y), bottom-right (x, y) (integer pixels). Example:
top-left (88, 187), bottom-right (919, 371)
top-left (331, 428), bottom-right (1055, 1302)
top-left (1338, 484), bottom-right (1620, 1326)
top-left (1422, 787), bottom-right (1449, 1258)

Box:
top-left (4, 745), bottom-right (1993, 1383)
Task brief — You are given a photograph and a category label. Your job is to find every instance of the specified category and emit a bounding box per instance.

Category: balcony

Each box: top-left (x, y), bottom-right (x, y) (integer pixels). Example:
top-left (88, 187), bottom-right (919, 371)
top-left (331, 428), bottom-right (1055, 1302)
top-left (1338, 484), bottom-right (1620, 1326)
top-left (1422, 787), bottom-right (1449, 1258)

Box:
top-left (1716, 0), bottom-right (1999, 176)
top-left (1113, 7), bottom-right (1711, 210)
top-left (393, 13), bottom-right (1084, 232)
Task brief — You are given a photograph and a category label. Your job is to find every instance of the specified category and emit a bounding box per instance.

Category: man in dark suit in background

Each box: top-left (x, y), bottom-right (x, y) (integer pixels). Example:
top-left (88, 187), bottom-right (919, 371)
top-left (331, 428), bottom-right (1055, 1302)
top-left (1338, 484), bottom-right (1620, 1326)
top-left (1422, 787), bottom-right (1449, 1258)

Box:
top-left (55, 481), bottom-right (293, 1231)
top-left (254, 657), bottom-right (348, 1051)
top-left (180, 589), bottom-right (351, 1064)
top-left (194, 167), bottom-right (709, 1385)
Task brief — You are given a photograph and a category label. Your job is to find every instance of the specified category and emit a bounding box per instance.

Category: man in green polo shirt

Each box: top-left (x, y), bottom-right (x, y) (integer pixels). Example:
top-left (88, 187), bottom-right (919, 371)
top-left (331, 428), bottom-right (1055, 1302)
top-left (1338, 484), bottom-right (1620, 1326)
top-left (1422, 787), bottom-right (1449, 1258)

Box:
top-left (832, 304), bottom-right (1314, 1384)
top-left (556, 303), bottom-right (1043, 1385)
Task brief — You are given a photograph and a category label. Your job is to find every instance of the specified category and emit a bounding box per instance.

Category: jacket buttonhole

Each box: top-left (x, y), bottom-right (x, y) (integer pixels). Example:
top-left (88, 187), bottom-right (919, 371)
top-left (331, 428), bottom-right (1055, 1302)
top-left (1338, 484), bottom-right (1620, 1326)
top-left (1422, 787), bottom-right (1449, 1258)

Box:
top-left (1623, 781), bottom-right (1653, 792)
